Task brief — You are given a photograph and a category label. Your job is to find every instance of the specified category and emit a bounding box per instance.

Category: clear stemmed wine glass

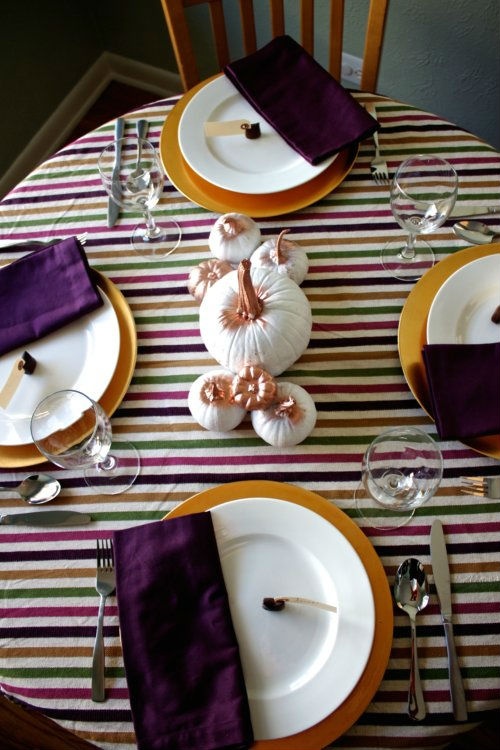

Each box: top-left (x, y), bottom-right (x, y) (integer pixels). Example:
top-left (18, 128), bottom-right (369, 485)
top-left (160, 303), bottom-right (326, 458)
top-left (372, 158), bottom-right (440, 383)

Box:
top-left (354, 427), bottom-right (443, 530)
top-left (98, 136), bottom-right (181, 260)
top-left (381, 155), bottom-right (458, 281)
top-left (30, 390), bottom-right (140, 495)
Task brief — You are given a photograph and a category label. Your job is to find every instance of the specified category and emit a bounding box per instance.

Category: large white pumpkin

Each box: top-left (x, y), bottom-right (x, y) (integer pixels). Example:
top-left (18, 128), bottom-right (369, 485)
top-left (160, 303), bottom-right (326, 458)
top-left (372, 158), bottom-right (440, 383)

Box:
top-left (199, 260), bottom-right (312, 377)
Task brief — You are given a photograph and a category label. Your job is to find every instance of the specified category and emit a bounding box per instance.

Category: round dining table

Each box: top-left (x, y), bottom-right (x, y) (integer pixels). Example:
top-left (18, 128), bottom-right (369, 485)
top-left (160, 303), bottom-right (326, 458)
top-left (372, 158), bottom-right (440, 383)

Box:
top-left (0, 85), bottom-right (499, 750)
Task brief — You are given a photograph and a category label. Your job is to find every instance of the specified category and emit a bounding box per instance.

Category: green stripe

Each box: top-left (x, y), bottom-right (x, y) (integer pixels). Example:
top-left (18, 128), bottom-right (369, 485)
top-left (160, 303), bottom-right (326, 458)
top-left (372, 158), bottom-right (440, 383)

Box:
top-left (0, 667), bottom-right (126, 678)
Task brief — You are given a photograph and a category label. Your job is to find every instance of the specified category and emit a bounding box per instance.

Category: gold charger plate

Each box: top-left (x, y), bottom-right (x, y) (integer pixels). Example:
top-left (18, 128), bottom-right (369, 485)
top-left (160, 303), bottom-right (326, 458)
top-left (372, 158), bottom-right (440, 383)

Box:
top-left (0, 272), bottom-right (136, 468)
top-left (398, 243), bottom-right (500, 458)
top-left (160, 75), bottom-right (358, 217)
top-left (167, 479), bottom-right (393, 750)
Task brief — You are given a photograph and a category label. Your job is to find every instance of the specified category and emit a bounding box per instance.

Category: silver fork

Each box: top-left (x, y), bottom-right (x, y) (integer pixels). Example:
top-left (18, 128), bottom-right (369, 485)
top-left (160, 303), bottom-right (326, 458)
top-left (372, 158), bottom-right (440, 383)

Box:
top-left (366, 103), bottom-right (389, 184)
top-left (1, 232), bottom-right (87, 249)
top-left (92, 538), bottom-right (116, 703)
top-left (460, 476), bottom-right (500, 499)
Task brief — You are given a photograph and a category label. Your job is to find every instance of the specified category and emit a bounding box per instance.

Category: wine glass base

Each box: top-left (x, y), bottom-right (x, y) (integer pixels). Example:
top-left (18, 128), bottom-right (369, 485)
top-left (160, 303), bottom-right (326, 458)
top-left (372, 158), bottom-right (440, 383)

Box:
top-left (84, 441), bottom-right (140, 495)
top-left (354, 482), bottom-right (415, 531)
top-left (381, 238), bottom-right (435, 282)
top-left (132, 220), bottom-right (181, 260)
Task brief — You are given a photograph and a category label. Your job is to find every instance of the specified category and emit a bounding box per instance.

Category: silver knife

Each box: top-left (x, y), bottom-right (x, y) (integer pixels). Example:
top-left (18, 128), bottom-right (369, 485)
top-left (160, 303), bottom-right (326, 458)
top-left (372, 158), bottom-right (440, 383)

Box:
top-left (107, 117), bottom-right (125, 228)
top-left (430, 519), bottom-right (468, 721)
top-left (0, 510), bottom-right (92, 526)
top-left (450, 205), bottom-right (500, 220)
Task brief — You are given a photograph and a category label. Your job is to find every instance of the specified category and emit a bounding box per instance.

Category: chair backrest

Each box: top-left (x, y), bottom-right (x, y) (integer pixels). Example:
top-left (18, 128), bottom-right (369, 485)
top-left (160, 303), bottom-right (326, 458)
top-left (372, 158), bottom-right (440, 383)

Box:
top-left (160, 0), bottom-right (388, 93)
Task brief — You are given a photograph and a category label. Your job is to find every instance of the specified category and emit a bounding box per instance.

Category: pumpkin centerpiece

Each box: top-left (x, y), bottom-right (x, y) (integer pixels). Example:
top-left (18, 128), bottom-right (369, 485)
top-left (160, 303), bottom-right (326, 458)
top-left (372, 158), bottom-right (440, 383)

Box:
top-left (188, 368), bottom-right (246, 432)
top-left (208, 212), bottom-right (261, 265)
top-left (251, 382), bottom-right (317, 446)
top-left (199, 259), bottom-right (312, 377)
top-left (251, 229), bottom-right (309, 284)
top-left (187, 258), bottom-right (233, 302)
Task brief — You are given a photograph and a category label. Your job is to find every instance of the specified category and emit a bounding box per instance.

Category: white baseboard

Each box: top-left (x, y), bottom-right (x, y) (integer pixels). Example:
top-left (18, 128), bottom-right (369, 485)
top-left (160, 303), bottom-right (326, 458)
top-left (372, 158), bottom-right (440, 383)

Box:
top-left (0, 53), bottom-right (182, 199)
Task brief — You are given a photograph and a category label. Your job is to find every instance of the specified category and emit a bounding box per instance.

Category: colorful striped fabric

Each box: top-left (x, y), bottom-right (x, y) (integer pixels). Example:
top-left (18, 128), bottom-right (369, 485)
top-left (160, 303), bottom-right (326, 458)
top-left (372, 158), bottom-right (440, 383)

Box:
top-left (0, 92), bottom-right (499, 750)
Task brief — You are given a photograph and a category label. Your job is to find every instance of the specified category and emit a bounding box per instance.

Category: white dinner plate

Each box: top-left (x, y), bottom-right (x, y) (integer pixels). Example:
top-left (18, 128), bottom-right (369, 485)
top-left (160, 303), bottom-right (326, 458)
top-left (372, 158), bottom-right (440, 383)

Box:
top-left (426, 254), bottom-right (500, 344)
top-left (209, 496), bottom-right (375, 739)
top-left (0, 289), bottom-right (120, 446)
top-left (178, 76), bottom-right (337, 194)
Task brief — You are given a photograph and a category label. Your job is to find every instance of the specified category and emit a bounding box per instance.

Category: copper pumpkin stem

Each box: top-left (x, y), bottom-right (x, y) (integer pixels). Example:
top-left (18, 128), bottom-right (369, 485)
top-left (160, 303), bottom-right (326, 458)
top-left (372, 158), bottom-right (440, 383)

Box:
top-left (272, 229), bottom-right (289, 265)
top-left (203, 381), bottom-right (226, 402)
top-left (275, 396), bottom-right (296, 417)
top-left (237, 259), bottom-right (263, 320)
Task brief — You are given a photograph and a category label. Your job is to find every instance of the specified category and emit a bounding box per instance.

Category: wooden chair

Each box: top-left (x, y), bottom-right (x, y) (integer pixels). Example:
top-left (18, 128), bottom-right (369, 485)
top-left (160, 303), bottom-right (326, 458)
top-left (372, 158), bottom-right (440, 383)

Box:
top-left (159, 0), bottom-right (389, 92)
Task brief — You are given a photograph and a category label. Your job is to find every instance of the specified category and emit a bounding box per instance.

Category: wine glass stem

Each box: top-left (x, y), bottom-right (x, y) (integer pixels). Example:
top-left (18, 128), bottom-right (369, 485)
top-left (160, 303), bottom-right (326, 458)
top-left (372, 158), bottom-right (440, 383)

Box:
top-left (143, 209), bottom-right (162, 240)
top-left (99, 455), bottom-right (116, 472)
top-left (400, 232), bottom-right (416, 260)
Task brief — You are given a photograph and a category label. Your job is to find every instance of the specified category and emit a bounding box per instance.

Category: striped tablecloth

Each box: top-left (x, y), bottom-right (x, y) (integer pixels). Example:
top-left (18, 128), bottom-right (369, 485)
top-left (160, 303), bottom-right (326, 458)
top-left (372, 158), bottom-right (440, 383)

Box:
top-left (1, 91), bottom-right (499, 750)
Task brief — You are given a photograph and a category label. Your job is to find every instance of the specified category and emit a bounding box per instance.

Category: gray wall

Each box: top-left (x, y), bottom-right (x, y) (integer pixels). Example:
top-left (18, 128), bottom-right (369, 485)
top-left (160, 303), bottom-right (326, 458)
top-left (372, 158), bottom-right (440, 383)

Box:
top-left (1, 0), bottom-right (499, 190)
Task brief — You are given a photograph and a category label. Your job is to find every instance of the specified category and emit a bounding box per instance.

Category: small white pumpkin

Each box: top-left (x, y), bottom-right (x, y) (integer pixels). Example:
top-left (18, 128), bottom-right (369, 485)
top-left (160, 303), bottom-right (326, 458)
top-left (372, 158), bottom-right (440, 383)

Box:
top-left (199, 259), bottom-right (312, 377)
top-left (251, 382), bottom-right (317, 446)
top-left (188, 369), bottom-right (246, 432)
top-left (187, 258), bottom-right (233, 303)
top-left (251, 229), bottom-right (309, 284)
top-left (208, 212), bottom-right (261, 265)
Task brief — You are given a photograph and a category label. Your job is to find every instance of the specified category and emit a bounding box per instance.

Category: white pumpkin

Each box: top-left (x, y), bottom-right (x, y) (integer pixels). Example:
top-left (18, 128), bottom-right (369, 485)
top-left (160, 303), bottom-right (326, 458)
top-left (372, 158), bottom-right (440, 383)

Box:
top-left (208, 212), bottom-right (261, 264)
top-left (199, 259), bottom-right (312, 377)
top-left (188, 369), bottom-right (246, 432)
top-left (251, 229), bottom-right (309, 284)
top-left (187, 258), bottom-right (233, 303)
top-left (251, 382), bottom-right (317, 446)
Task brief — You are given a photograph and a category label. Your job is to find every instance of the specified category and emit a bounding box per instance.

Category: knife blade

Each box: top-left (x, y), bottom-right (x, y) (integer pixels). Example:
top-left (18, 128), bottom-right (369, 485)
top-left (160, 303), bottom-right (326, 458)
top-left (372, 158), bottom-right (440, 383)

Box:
top-left (107, 117), bottom-right (125, 228)
top-left (430, 519), bottom-right (468, 721)
top-left (449, 205), bottom-right (500, 220)
top-left (0, 510), bottom-right (92, 527)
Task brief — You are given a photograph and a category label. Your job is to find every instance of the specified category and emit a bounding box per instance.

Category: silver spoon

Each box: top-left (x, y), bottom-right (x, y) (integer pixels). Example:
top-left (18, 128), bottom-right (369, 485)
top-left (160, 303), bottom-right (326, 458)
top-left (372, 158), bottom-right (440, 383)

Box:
top-left (394, 558), bottom-right (430, 721)
top-left (129, 119), bottom-right (149, 184)
top-left (0, 473), bottom-right (61, 504)
top-left (453, 219), bottom-right (500, 244)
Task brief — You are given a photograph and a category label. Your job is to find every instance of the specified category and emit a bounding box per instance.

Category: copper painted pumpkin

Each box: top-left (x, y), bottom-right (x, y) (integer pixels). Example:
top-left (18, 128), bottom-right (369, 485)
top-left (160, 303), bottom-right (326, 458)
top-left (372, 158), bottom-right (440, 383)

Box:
top-left (231, 365), bottom-right (277, 410)
top-left (188, 258), bottom-right (233, 302)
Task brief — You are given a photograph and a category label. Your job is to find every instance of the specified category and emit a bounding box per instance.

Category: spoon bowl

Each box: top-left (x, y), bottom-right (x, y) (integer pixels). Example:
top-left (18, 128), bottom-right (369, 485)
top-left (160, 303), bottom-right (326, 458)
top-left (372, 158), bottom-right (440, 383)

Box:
top-left (394, 557), bottom-right (430, 721)
top-left (453, 219), bottom-right (500, 245)
top-left (0, 473), bottom-right (61, 504)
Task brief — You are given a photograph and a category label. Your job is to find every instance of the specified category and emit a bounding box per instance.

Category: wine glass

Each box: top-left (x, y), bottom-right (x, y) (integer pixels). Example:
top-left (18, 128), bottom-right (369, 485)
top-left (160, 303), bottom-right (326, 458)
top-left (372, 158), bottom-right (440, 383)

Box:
top-left (354, 427), bottom-right (443, 530)
top-left (381, 155), bottom-right (458, 281)
top-left (98, 136), bottom-right (181, 260)
top-left (30, 390), bottom-right (140, 495)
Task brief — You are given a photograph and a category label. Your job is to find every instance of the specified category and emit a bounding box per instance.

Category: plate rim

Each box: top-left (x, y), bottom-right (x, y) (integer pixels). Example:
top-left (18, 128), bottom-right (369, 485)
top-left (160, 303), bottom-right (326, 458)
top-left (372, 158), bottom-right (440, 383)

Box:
top-left (0, 271), bottom-right (137, 468)
top-left (398, 244), bottom-right (500, 458)
top-left (165, 479), bottom-right (393, 750)
top-left (160, 75), bottom-right (358, 218)
top-left (178, 75), bottom-right (336, 194)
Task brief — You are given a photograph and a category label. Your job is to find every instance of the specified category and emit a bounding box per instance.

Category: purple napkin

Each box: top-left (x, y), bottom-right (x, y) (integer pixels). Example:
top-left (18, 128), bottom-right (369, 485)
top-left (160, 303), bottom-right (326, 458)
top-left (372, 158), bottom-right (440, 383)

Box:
top-left (224, 35), bottom-right (378, 165)
top-left (0, 237), bottom-right (102, 357)
top-left (113, 513), bottom-right (253, 750)
top-left (422, 342), bottom-right (500, 440)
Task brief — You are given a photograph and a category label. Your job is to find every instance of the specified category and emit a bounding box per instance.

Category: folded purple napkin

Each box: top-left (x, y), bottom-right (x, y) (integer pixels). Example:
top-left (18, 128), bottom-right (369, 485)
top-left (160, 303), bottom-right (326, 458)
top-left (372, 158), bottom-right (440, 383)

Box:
top-left (113, 513), bottom-right (253, 750)
top-left (224, 34), bottom-right (378, 165)
top-left (422, 342), bottom-right (500, 440)
top-left (0, 237), bottom-right (102, 357)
